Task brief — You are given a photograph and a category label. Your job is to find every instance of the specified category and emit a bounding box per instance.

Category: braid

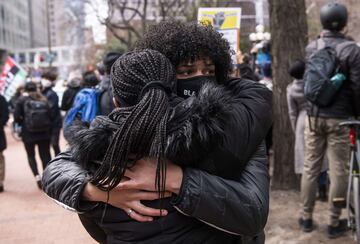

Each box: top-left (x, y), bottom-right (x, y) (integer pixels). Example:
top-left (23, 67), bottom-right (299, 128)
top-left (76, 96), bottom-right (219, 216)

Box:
top-left (91, 50), bottom-right (175, 196)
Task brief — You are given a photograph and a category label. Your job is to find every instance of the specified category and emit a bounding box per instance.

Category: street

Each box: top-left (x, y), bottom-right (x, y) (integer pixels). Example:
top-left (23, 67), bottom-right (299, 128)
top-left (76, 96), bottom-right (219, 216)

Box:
top-left (0, 125), bottom-right (95, 243)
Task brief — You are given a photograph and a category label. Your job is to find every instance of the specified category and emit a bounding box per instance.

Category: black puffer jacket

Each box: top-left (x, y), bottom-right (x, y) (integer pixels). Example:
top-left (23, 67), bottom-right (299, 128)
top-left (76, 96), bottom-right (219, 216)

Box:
top-left (306, 31), bottom-right (360, 118)
top-left (43, 88), bottom-right (62, 129)
top-left (43, 78), bottom-right (272, 244)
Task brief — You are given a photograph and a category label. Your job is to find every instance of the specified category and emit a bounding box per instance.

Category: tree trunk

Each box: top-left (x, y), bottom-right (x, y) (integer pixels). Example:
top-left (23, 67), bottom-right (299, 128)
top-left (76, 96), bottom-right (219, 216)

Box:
top-left (268, 0), bottom-right (308, 189)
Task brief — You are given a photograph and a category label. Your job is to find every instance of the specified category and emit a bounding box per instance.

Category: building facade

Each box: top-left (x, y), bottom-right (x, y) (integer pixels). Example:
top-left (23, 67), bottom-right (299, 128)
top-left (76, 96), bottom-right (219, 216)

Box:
top-left (28, 0), bottom-right (48, 48)
top-left (0, 0), bottom-right (32, 51)
top-left (48, 0), bottom-right (86, 47)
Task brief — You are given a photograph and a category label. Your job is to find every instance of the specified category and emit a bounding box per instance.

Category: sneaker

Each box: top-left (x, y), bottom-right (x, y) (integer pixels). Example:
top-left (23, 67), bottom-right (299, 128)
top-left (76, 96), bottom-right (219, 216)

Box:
top-left (299, 217), bottom-right (314, 232)
top-left (327, 219), bottom-right (349, 239)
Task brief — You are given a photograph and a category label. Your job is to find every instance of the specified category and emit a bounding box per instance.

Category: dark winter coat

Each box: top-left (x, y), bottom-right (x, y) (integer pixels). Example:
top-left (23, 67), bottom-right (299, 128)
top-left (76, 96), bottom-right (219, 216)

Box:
top-left (98, 75), bottom-right (114, 116)
top-left (0, 95), bottom-right (9, 151)
top-left (42, 78), bottom-right (273, 244)
top-left (43, 88), bottom-right (62, 129)
top-left (14, 95), bottom-right (52, 143)
top-left (61, 87), bottom-right (81, 111)
top-left (305, 31), bottom-right (360, 118)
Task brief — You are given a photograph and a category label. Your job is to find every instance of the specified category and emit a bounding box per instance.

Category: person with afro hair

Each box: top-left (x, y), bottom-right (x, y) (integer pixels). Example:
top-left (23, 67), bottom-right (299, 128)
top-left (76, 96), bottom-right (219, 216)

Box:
top-left (42, 20), bottom-right (272, 244)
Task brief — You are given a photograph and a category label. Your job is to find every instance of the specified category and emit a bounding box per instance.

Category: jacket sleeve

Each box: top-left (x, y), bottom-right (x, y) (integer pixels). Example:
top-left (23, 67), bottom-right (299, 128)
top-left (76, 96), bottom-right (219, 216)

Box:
top-left (42, 151), bottom-right (97, 212)
top-left (171, 143), bottom-right (269, 236)
top-left (0, 96), bottom-right (9, 127)
top-left (344, 43), bottom-right (360, 117)
top-left (222, 78), bottom-right (272, 166)
top-left (286, 84), bottom-right (297, 132)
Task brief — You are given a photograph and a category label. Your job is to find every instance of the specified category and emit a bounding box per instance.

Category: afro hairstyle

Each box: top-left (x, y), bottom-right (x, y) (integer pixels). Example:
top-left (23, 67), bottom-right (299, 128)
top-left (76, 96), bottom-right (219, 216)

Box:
top-left (134, 20), bottom-right (232, 84)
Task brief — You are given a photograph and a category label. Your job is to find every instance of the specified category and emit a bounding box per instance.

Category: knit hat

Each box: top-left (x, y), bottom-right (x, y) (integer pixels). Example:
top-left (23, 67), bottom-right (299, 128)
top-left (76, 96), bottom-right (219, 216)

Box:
top-left (82, 71), bottom-right (99, 87)
top-left (103, 52), bottom-right (122, 74)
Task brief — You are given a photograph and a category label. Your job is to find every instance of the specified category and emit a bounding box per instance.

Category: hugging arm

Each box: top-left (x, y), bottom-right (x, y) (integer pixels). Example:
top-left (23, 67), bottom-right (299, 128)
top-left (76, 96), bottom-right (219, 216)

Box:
top-left (42, 151), bottom-right (167, 221)
top-left (171, 143), bottom-right (269, 236)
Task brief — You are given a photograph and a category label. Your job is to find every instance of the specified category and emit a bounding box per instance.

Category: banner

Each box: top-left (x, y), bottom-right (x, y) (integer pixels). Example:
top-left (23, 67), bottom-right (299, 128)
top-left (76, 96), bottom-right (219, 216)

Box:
top-left (198, 8), bottom-right (242, 63)
top-left (0, 56), bottom-right (27, 101)
top-left (197, 7), bottom-right (242, 30)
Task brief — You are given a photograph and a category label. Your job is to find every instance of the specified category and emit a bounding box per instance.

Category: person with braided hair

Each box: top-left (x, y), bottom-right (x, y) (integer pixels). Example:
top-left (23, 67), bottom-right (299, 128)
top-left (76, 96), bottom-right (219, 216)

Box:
top-left (43, 20), bottom-right (272, 244)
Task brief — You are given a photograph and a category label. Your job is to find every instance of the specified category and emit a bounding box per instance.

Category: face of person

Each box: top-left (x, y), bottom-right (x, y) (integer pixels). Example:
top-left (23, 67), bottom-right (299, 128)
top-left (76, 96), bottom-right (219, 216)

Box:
top-left (175, 56), bottom-right (217, 98)
top-left (175, 57), bottom-right (215, 79)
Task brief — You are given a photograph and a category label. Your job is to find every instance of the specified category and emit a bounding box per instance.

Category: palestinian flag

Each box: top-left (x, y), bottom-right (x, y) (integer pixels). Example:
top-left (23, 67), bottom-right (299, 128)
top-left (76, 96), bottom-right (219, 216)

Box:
top-left (0, 56), bottom-right (27, 101)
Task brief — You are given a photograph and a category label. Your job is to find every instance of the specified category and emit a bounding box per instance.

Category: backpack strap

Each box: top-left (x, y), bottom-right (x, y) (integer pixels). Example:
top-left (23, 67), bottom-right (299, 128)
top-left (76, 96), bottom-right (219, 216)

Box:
top-left (316, 38), bottom-right (326, 50)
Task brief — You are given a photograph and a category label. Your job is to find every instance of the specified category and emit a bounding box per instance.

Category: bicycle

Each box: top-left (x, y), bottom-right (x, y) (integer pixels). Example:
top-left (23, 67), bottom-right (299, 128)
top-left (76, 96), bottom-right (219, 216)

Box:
top-left (335, 120), bottom-right (360, 243)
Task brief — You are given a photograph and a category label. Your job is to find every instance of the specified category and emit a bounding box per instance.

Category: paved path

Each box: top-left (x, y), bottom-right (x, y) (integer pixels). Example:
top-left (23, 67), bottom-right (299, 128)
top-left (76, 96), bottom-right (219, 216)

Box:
top-left (0, 126), bottom-right (95, 243)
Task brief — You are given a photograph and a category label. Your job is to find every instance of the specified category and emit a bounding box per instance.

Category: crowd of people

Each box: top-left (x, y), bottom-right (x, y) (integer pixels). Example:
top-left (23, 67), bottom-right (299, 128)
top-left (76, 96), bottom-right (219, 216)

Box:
top-left (0, 2), bottom-right (359, 243)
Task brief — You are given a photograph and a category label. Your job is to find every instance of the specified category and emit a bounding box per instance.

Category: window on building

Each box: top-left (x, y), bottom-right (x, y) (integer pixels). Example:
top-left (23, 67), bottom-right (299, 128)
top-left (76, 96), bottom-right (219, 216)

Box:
top-left (29, 52), bottom-right (36, 63)
top-left (19, 53), bottom-right (26, 64)
top-left (62, 50), bottom-right (70, 61)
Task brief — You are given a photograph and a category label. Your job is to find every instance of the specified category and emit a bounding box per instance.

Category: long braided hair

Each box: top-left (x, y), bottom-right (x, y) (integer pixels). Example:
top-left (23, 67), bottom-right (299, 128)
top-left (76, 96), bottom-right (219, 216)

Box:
top-left (91, 49), bottom-right (175, 198)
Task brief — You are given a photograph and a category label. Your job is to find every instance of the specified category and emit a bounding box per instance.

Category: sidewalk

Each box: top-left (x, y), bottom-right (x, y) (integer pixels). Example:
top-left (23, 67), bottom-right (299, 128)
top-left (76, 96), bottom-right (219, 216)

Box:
top-left (0, 127), bottom-right (95, 243)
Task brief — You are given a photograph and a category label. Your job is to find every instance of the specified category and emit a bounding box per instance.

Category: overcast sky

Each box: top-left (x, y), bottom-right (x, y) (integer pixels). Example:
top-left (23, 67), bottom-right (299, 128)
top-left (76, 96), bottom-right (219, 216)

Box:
top-left (85, 0), bottom-right (108, 44)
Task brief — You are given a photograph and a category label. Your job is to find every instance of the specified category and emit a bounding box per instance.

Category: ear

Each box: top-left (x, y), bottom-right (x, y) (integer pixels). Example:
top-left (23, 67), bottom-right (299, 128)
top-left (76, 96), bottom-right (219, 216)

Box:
top-left (113, 97), bottom-right (120, 108)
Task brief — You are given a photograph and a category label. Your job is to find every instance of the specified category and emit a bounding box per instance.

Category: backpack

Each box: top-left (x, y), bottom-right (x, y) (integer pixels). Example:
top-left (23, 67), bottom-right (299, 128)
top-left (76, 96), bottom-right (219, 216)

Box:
top-left (64, 88), bottom-right (100, 126)
top-left (24, 99), bottom-right (52, 132)
top-left (304, 39), bottom-right (353, 107)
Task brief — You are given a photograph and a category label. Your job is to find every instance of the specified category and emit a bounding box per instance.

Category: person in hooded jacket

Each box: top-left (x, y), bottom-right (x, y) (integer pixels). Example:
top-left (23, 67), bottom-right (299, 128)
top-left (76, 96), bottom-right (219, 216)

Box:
top-left (61, 70), bottom-right (82, 112)
top-left (41, 71), bottom-right (62, 156)
top-left (42, 20), bottom-right (272, 244)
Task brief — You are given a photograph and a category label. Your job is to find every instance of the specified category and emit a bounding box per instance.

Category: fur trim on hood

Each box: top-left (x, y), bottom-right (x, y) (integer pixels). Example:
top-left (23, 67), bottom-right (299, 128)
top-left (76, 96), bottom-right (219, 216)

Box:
top-left (67, 82), bottom-right (236, 169)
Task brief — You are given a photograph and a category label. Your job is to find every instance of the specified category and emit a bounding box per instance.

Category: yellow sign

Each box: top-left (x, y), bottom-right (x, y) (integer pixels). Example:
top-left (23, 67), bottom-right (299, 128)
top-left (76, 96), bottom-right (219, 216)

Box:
top-left (197, 8), bottom-right (242, 30)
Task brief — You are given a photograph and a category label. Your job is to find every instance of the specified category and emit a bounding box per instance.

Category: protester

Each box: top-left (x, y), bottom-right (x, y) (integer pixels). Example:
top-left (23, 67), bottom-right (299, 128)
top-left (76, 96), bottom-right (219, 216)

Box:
top-left (43, 20), bottom-right (272, 244)
top-left (14, 82), bottom-right (52, 189)
top-left (41, 71), bottom-right (62, 156)
top-left (287, 60), bottom-right (328, 201)
top-left (299, 2), bottom-right (360, 238)
top-left (9, 84), bottom-right (25, 113)
top-left (61, 70), bottom-right (82, 112)
top-left (97, 52), bottom-right (122, 116)
top-left (232, 51), bottom-right (258, 80)
top-left (63, 71), bottom-right (100, 140)
top-left (0, 94), bottom-right (9, 192)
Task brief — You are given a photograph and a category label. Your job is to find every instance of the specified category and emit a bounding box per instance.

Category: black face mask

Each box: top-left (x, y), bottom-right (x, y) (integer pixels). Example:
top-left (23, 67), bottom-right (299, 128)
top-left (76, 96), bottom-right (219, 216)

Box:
top-left (176, 76), bottom-right (216, 98)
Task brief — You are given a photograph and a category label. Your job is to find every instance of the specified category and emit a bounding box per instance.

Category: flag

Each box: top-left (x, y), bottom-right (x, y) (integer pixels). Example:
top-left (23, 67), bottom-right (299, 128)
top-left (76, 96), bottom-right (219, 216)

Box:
top-left (0, 56), bottom-right (27, 101)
